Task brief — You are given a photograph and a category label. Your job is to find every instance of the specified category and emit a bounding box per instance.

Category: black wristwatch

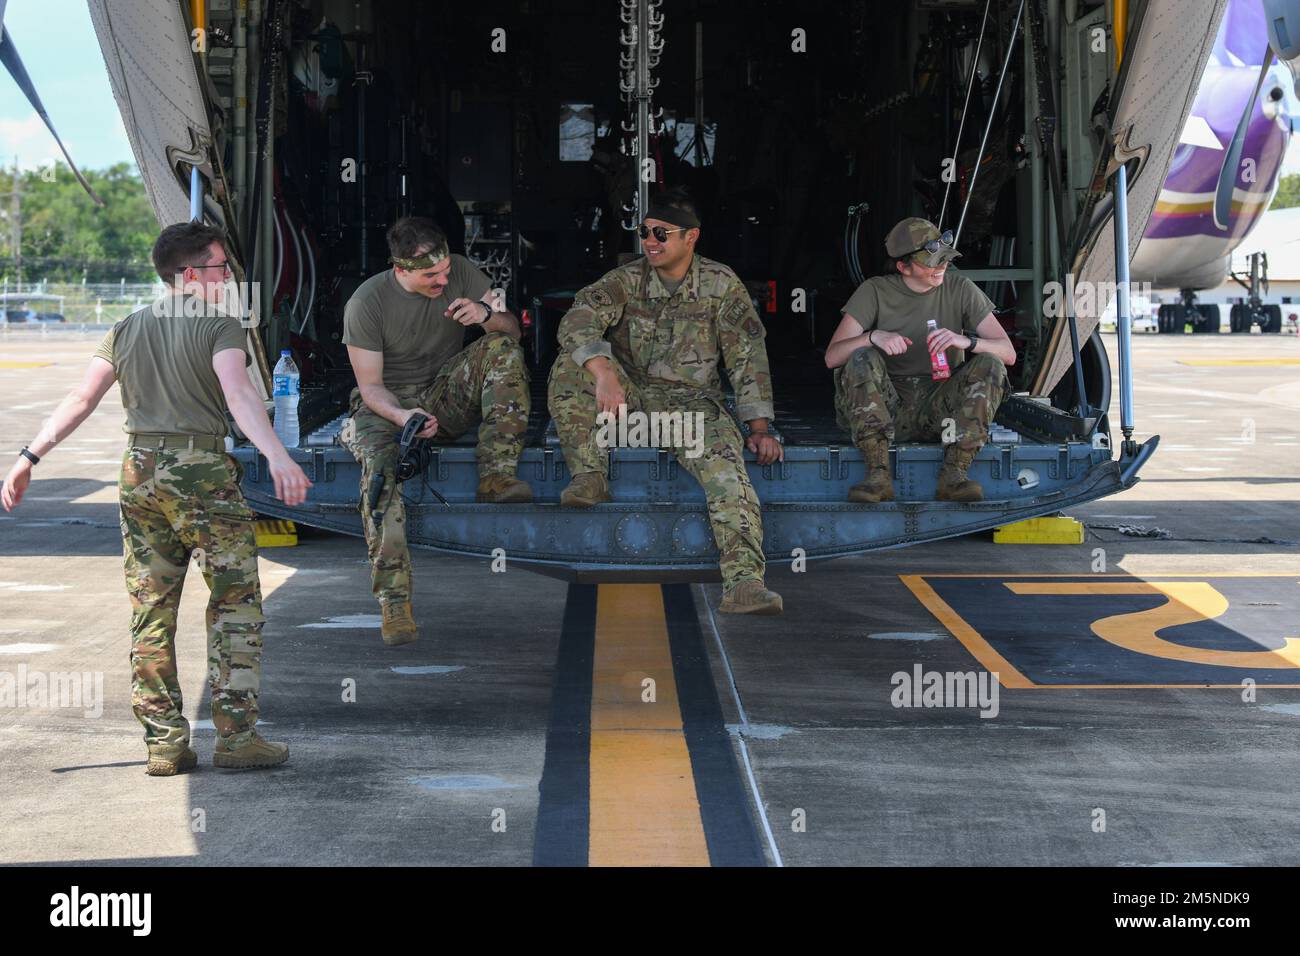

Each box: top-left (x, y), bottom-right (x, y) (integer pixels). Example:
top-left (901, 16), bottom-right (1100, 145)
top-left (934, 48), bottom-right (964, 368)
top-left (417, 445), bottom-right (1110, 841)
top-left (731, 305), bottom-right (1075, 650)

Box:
top-left (479, 302), bottom-right (493, 324)
top-left (966, 332), bottom-right (980, 351)
top-left (19, 447), bottom-right (40, 466)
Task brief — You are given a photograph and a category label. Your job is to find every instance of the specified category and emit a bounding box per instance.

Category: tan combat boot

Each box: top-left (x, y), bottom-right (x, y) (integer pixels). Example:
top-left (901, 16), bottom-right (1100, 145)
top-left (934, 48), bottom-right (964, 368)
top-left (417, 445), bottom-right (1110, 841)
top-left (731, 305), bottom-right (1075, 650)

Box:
top-left (936, 445), bottom-right (984, 502)
top-left (718, 580), bottom-right (784, 615)
top-left (560, 472), bottom-right (611, 508)
top-left (146, 745), bottom-right (198, 777)
top-left (849, 437), bottom-right (894, 503)
top-left (477, 473), bottom-right (533, 503)
top-left (380, 600), bottom-right (418, 646)
top-left (213, 732), bottom-right (289, 770)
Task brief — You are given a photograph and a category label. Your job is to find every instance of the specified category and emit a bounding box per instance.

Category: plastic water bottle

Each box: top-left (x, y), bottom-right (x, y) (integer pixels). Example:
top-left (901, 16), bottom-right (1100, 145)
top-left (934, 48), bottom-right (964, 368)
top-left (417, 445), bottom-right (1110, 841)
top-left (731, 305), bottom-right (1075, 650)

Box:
top-left (273, 350), bottom-right (301, 448)
top-left (926, 319), bottom-right (951, 381)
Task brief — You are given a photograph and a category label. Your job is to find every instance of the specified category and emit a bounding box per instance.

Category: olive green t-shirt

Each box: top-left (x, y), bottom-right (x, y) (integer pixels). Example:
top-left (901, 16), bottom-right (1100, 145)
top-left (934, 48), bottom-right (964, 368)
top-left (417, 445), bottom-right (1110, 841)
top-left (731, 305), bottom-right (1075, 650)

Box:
top-left (342, 255), bottom-right (493, 388)
top-left (840, 271), bottom-right (995, 377)
top-left (94, 298), bottom-right (249, 437)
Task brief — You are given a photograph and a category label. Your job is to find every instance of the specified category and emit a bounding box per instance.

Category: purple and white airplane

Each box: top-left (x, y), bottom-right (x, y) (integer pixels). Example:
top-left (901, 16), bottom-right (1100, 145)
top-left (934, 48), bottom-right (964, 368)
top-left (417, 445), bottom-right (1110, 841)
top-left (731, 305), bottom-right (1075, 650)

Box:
top-left (1132, 0), bottom-right (1294, 333)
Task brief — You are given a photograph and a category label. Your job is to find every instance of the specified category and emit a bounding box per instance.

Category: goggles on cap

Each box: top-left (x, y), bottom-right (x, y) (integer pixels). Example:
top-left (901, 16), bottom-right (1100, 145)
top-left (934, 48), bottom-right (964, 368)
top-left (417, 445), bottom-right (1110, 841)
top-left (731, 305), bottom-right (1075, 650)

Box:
top-left (901, 229), bottom-right (955, 260)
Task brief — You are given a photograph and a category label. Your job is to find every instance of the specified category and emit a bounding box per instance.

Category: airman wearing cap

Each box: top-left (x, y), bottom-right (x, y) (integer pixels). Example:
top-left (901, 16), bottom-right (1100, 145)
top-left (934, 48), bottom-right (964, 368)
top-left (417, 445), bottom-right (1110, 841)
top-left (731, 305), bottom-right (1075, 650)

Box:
top-left (824, 217), bottom-right (1016, 503)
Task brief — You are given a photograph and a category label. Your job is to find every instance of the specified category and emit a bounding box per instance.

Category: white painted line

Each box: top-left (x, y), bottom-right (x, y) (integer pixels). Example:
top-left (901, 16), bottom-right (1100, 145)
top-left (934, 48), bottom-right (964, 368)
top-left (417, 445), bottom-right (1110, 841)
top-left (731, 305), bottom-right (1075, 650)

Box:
top-left (698, 583), bottom-right (783, 869)
top-left (1260, 703), bottom-right (1300, 717)
top-left (726, 723), bottom-right (796, 740)
top-left (0, 643), bottom-right (59, 655)
top-left (299, 614), bottom-right (382, 629)
top-left (868, 631), bottom-right (945, 641)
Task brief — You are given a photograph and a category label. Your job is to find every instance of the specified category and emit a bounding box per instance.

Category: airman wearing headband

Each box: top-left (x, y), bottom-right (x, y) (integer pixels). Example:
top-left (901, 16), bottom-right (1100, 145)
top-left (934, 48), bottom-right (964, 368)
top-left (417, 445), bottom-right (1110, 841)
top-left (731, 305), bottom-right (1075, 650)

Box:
top-left (341, 216), bottom-right (531, 646)
top-left (548, 187), bottom-right (784, 615)
top-left (825, 217), bottom-right (1016, 503)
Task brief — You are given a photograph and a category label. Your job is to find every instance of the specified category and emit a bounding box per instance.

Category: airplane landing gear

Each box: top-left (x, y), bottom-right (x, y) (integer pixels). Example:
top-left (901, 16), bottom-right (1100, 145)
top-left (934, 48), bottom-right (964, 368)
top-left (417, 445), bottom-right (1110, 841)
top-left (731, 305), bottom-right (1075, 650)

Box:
top-left (1157, 296), bottom-right (1219, 334)
top-left (1227, 252), bottom-right (1283, 333)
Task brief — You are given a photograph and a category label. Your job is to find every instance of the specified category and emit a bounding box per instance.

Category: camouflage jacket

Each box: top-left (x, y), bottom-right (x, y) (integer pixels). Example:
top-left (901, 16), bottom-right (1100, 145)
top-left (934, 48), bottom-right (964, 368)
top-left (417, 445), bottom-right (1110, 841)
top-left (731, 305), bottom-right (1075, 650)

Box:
top-left (558, 254), bottom-right (776, 423)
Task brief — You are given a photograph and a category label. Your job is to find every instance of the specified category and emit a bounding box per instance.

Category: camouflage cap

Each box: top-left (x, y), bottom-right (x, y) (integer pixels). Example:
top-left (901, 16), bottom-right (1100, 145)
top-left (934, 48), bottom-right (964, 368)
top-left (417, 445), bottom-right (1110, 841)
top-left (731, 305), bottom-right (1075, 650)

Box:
top-left (885, 217), bottom-right (961, 267)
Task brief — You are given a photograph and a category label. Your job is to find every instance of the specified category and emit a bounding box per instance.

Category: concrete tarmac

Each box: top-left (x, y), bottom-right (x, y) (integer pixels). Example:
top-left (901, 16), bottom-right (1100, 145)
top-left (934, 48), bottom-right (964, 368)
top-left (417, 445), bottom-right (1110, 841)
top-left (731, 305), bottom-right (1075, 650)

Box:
top-left (1, 327), bottom-right (1297, 866)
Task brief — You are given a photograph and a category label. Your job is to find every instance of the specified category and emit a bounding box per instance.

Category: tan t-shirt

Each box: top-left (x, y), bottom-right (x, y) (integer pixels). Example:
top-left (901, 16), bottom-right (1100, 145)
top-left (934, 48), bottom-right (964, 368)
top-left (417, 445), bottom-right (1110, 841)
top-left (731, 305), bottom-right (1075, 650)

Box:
top-left (840, 270), bottom-right (994, 377)
top-left (94, 297), bottom-right (248, 437)
top-left (342, 256), bottom-right (493, 388)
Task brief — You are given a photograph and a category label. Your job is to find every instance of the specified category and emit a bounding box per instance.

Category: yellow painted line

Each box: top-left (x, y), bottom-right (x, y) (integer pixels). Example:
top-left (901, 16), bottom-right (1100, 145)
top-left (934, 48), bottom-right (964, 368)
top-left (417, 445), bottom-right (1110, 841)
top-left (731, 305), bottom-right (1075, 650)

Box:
top-left (1006, 582), bottom-right (1300, 670)
top-left (588, 584), bottom-right (709, 867)
top-left (0, 361), bottom-right (52, 369)
top-left (1177, 359), bottom-right (1300, 367)
top-left (903, 572), bottom-right (1300, 578)
top-left (900, 575), bottom-right (1034, 688)
top-left (903, 574), bottom-right (1300, 689)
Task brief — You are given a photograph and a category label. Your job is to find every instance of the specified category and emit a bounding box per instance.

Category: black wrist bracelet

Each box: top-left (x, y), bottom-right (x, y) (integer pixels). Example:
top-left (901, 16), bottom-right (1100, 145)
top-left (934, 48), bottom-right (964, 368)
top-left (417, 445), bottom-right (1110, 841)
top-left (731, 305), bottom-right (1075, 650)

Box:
top-left (19, 447), bottom-right (40, 466)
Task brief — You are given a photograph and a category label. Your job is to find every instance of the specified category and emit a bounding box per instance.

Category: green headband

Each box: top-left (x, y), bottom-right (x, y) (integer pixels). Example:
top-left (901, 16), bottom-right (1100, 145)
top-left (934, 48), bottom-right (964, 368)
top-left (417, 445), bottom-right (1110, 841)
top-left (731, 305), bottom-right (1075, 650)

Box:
top-left (390, 248), bottom-right (449, 270)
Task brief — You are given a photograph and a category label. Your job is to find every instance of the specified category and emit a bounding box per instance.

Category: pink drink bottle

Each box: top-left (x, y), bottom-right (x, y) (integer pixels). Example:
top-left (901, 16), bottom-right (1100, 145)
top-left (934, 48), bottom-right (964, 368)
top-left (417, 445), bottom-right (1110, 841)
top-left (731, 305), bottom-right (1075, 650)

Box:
top-left (927, 319), bottom-right (951, 381)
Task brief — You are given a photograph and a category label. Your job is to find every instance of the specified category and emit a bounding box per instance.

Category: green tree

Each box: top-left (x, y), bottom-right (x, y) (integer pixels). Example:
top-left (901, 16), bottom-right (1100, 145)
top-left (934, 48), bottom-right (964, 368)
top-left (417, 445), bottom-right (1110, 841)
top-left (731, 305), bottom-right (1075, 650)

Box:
top-left (0, 162), bottom-right (156, 283)
top-left (1269, 172), bottom-right (1300, 210)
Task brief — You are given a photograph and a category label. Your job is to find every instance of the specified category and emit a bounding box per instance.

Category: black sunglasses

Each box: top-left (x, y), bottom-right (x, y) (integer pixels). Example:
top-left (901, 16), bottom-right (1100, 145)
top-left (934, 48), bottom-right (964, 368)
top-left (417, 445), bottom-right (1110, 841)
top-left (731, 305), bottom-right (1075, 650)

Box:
top-left (637, 224), bottom-right (690, 243)
top-left (902, 229), bottom-right (955, 258)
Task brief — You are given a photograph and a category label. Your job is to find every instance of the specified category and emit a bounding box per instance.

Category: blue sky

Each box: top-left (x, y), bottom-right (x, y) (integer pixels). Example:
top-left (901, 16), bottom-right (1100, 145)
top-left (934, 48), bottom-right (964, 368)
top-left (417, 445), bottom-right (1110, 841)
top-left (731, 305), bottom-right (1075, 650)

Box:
top-left (0, 0), bottom-right (135, 172)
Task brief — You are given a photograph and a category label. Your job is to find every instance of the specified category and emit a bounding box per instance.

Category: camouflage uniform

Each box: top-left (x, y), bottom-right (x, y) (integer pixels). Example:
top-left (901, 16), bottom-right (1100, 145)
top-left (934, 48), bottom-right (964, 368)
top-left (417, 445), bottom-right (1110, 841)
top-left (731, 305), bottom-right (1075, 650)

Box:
top-left (341, 331), bottom-right (530, 603)
top-left (834, 347), bottom-right (1008, 452)
top-left (119, 444), bottom-right (265, 750)
top-left (835, 216), bottom-right (1010, 454)
top-left (547, 254), bottom-right (774, 590)
top-left (93, 298), bottom-right (269, 758)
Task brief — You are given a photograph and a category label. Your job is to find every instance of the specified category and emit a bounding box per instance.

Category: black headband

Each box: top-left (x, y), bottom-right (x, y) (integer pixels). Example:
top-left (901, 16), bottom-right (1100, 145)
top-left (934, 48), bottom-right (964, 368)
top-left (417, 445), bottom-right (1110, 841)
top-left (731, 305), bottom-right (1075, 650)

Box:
top-left (645, 200), bottom-right (700, 229)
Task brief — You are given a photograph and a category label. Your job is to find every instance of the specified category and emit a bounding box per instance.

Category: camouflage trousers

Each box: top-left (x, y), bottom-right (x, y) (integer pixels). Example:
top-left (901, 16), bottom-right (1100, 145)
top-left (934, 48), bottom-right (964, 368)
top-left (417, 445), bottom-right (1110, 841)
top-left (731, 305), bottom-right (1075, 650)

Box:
top-left (834, 347), bottom-right (1009, 452)
top-left (548, 353), bottom-right (765, 590)
top-left (118, 446), bottom-right (265, 751)
top-left (341, 331), bottom-right (530, 604)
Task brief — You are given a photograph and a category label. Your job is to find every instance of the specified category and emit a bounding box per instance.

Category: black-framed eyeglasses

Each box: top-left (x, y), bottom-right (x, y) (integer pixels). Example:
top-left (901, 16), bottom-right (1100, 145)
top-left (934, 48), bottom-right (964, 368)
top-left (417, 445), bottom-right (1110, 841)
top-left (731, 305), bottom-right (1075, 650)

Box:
top-left (902, 230), bottom-right (955, 258)
top-left (189, 262), bottom-right (232, 274)
top-left (638, 224), bottom-right (689, 243)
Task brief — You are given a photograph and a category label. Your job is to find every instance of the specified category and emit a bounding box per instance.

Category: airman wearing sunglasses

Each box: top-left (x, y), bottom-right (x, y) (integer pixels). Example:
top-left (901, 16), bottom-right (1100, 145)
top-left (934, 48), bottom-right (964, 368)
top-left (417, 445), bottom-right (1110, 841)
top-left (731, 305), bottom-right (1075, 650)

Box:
top-left (825, 217), bottom-right (1015, 503)
top-left (548, 188), bottom-right (783, 615)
